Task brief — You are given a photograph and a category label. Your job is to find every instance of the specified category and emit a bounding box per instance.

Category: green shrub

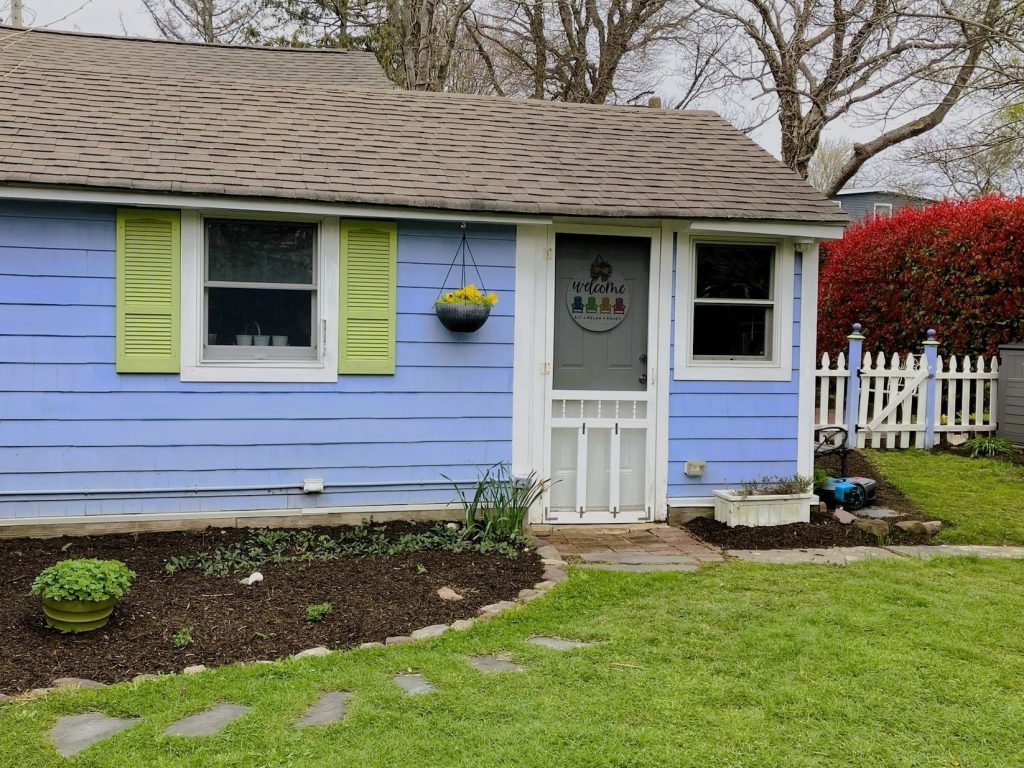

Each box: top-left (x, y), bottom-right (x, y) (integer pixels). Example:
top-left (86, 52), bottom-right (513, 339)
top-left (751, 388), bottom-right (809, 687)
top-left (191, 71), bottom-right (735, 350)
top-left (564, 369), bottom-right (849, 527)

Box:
top-left (304, 602), bottom-right (333, 623)
top-left (738, 474), bottom-right (813, 497)
top-left (963, 436), bottom-right (1016, 459)
top-left (171, 626), bottom-right (194, 649)
top-left (30, 558), bottom-right (135, 603)
top-left (813, 467), bottom-right (831, 488)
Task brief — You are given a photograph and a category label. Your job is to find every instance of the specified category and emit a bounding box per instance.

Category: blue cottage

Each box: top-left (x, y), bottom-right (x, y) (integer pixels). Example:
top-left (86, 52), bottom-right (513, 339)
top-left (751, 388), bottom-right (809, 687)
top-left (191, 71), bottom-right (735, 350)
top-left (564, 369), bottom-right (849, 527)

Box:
top-left (0, 26), bottom-right (848, 534)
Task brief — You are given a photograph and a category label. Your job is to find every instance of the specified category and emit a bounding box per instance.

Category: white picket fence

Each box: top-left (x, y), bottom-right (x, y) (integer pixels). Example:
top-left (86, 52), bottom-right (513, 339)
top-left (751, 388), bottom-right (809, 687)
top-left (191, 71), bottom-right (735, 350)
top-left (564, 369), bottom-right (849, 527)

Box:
top-left (815, 350), bottom-right (999, 448)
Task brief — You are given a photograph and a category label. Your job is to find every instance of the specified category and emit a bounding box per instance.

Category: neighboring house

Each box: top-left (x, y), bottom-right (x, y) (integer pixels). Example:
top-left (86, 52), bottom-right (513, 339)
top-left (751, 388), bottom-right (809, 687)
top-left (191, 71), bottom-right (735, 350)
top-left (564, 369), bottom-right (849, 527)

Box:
top-left (831, 188), bottom-right (934, 221)
top-left (0, 26), bottom-right (848, 534)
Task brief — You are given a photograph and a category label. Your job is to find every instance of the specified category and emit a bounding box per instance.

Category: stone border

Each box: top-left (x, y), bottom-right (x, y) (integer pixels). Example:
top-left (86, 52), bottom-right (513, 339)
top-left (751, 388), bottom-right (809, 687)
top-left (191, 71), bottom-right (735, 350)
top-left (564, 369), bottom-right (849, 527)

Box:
top-left (7, 548), bottom-right (569, 701)
top-left (725, 544), bottom-right (1024, 565)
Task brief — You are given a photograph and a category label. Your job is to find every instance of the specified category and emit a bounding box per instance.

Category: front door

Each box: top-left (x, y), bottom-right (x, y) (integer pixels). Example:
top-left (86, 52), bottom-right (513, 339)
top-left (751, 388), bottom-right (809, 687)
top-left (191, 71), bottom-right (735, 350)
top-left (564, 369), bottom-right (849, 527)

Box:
top-left (545, 233), bottom-right (654, 523)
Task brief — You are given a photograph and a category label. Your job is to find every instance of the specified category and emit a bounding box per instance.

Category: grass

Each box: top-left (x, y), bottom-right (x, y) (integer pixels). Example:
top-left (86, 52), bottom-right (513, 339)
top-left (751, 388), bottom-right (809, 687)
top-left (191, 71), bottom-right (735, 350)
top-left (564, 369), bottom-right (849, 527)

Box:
top-left (865, 449), bottom-right (1024, 545)
top-left (4, 560), bottom-right (1024, 767)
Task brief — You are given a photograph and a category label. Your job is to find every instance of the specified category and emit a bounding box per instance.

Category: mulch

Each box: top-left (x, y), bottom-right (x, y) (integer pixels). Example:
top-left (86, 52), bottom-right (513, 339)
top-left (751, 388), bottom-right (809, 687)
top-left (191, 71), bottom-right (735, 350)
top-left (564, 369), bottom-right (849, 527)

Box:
top-left (0, 523), bottom-right (542, 694)
top-left (683, 450), bottom-right (935, 550)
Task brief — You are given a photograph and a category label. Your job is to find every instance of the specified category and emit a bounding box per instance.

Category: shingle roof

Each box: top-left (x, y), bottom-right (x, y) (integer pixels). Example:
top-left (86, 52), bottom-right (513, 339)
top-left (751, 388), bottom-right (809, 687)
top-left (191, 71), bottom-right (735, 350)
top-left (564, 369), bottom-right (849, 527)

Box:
top-left (0, 26), bottom-right (848, 225)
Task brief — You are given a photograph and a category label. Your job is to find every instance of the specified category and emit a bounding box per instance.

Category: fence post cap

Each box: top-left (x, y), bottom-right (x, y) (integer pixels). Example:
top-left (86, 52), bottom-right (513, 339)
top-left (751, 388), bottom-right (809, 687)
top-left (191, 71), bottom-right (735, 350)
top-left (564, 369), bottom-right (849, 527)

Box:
top-left (847, 322), bottom-right (865, 340)
top-left (923, 328), bottom-right (939, 346)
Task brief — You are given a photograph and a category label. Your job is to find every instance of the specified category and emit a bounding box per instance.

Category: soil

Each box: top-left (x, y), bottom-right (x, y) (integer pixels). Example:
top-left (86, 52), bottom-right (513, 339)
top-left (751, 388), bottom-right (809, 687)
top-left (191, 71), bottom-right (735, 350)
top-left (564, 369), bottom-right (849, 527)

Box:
top-left (934, 443), bottom-right (1024, 468)
top-left (683, 450), bottom-right (935, 550)
top-left (0, 524), bottom-right (542, 694)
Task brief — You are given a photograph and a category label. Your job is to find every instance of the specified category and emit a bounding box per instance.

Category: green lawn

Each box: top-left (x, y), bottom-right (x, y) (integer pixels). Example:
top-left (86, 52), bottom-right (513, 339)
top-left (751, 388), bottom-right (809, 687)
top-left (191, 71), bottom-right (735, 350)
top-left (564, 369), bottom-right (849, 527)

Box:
top-left (865, 449), bottom-right (1024, 545)
top-left (4, 560), bottom-right (1024, 767)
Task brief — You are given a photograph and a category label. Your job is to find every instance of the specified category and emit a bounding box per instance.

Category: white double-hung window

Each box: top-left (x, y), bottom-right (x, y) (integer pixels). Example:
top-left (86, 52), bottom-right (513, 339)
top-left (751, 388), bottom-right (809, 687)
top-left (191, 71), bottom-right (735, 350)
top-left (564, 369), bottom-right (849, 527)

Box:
top-left (204, 219), bottom-right (319, 360)
top-left (674, 237), bottom-right (793, 381)
top-left (180, 211), bottom-right (340, 382)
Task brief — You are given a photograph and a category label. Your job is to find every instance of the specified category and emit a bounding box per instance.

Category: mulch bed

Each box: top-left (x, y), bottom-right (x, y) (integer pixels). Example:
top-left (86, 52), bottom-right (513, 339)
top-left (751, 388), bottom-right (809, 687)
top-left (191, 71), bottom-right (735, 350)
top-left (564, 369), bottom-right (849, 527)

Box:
top-left (683, 450), bottom-right (935, 550)
top-left (0, 523), bottom-right (542, 694)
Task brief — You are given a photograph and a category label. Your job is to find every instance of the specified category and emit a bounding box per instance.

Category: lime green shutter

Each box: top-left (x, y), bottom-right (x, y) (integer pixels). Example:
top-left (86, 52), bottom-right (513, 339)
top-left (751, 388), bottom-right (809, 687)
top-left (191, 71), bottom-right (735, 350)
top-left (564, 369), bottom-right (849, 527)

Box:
top-left (339, 220), bottom-right (398, 374)
top-left (115, 209), bottom-right (180, 373)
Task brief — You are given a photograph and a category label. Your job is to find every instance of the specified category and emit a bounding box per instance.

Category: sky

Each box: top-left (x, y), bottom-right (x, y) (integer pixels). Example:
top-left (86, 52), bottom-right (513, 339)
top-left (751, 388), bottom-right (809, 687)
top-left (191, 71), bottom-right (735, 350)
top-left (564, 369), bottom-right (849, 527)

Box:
top-left (8, 0), bottom-right (878, 166)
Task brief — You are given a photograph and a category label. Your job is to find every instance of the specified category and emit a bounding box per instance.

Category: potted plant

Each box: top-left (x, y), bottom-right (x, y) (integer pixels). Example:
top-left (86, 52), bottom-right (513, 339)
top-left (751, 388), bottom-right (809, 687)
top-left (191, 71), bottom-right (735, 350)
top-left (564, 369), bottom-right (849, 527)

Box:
top-left (434, 284), bottom-right (498, 333)
top-left (713, 474), bottom-right (817, 527)
top-left (31, 558), bottom-right (136, 633)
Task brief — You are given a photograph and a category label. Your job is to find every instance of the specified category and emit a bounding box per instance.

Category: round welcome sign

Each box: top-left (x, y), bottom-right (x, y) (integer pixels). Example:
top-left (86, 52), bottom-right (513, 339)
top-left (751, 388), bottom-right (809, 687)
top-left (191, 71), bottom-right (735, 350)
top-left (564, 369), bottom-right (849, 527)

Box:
top-left (566, 259), bottom-right (630, 332)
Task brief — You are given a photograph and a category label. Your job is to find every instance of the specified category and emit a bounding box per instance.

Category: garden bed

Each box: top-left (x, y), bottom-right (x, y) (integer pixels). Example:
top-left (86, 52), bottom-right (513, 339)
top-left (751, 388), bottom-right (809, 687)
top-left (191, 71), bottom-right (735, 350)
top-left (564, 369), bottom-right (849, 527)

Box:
top-left (684, 451), bottom-right (934, 550)
top-left (0, 523), bottom-right (542, 694)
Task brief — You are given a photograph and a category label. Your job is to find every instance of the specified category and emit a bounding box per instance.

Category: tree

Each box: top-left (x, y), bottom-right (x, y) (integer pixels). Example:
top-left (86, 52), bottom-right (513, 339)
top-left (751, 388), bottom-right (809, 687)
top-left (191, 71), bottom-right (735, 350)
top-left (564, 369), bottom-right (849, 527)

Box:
top-left (691, 0), bottom-right (1019, 194)
top-left (807, 138), bottom-right (853, 194)
top-left (465, 0), bottom-right (691, 103)
top-left (818, 196), bottom-right (1024, 357)
top-left (141, 0), bottom-right (267, 43)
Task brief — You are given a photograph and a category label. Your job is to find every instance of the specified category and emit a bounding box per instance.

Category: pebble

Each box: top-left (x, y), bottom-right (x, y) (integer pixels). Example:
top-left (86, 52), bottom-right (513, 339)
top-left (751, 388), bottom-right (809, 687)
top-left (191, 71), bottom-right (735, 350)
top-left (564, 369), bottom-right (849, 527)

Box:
top-left (292, 646), bottom-right (331, 659)
top-left (477, 600), bottom-right (516, 617)
top-left (182, 665), bottom-right (207, 675)
top-left (436, 586), bottom-right (464, 601)
top-left (239, 571), bottom-right (264, 586)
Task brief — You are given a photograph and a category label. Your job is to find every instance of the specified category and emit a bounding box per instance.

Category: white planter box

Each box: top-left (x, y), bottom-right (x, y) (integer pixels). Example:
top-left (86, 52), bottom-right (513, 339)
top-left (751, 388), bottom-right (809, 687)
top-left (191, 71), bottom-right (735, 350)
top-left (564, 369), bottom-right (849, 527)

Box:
top-left (713, 490), bottom-right (818, 527)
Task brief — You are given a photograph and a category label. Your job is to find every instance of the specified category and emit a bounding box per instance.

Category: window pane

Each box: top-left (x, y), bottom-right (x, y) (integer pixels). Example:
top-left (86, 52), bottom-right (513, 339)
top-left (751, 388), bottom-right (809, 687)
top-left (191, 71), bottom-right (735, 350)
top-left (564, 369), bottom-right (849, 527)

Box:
top-left (693, 305), bottom-right (770, 357)
top-left (695, 244), bottom-right (773, 300)
top-left (208, 220), bottom-right (315, 284)
top-left (207, 287), bottom-right (312, 347)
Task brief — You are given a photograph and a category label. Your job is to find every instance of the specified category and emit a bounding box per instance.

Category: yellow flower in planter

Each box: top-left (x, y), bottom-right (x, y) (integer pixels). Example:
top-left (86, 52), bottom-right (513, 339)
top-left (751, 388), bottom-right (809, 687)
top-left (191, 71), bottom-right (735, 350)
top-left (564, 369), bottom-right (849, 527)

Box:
top-left (436, 284), bottom-right (499, 306)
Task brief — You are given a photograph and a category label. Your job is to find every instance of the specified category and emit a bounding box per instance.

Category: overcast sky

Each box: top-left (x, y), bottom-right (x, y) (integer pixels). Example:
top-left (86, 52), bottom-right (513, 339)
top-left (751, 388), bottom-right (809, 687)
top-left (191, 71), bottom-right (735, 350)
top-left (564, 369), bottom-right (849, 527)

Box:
top-left (9, 0), bottom-right (863, 163)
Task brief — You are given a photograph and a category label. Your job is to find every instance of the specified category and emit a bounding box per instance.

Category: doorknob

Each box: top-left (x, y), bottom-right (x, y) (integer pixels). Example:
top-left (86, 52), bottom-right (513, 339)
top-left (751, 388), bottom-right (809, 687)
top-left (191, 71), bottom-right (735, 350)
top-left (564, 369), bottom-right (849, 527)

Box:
top-left (639, 373), bottom-right (648, 385)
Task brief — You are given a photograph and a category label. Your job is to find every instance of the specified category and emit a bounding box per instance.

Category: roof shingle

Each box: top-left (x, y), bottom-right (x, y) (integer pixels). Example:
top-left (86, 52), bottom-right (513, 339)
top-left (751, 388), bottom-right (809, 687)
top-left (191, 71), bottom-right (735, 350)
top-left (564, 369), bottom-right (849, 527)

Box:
top-left (0, 26), bottom-right (847, 224)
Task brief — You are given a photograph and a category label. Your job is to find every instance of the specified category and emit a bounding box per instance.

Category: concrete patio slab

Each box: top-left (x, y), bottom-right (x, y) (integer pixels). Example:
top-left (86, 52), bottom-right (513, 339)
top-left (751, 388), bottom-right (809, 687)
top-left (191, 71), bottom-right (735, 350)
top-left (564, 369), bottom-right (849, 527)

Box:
top-left (887, 545), bottom-right (1024, 560)
top-left (50, 713), bottom-right (140, 757)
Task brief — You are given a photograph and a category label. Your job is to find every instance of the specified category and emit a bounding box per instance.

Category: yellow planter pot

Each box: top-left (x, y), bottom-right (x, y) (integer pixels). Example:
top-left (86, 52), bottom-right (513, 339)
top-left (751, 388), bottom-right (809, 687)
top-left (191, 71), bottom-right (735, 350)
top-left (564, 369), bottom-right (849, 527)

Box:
top-left (42, 596), bottom-right (117, 633)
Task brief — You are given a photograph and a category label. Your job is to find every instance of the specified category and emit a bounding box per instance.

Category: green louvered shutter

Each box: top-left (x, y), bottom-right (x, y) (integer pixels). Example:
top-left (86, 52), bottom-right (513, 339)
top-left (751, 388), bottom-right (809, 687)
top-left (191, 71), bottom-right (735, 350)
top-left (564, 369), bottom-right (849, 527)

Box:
top-left (339, 220), bottom-right (397, 374)
top-left (115, 209), bottom-right (180, 373)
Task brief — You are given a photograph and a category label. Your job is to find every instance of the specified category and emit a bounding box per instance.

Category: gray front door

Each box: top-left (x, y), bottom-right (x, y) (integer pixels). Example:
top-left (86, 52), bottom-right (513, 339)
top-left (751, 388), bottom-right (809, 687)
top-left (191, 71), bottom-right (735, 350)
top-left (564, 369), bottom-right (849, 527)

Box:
top-left (553, 234), bottom-right (650, 391)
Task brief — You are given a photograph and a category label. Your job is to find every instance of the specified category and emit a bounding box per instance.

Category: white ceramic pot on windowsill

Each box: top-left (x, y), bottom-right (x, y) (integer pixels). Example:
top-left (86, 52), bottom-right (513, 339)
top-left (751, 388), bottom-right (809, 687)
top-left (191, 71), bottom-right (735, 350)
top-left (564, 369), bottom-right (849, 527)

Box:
top-left (713, 489), bottom-right (818, 527)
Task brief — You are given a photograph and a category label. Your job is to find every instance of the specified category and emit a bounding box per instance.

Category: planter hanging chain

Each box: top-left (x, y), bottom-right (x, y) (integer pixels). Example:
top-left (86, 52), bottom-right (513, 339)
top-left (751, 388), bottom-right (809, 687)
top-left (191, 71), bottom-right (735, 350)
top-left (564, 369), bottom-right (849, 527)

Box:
top-left (437, 223), bottom-right (487, 300)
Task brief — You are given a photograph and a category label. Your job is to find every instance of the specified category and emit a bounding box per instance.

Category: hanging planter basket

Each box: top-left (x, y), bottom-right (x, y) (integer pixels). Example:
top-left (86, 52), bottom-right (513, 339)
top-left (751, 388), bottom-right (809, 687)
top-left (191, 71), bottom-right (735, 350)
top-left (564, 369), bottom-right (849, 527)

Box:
top-left (435, 301), bottom-right (491, 333)
top-left (433, 223), bottom-right (496, 334)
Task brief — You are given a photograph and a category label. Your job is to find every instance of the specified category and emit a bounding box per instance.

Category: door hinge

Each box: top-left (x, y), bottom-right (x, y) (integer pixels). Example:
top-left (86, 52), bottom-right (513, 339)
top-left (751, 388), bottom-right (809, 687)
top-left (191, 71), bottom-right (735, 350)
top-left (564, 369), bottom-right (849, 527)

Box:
top-left (542, 362), bottom-right (551, 375)
top-left (544, 247), bottom-right (553, 261)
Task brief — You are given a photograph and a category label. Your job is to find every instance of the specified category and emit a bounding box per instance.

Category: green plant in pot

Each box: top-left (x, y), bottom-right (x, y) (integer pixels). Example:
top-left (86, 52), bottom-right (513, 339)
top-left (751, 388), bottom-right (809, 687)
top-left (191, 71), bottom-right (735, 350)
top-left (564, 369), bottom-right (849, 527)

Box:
top-left (31, 558), bottom-right (135, 633)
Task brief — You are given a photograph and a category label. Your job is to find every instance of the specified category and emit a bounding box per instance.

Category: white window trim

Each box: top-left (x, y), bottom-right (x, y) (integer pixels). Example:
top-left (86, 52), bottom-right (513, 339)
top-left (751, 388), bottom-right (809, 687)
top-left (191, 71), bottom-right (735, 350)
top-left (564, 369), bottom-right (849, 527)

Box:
top-left (873, 203), bottom-right (893, 218)
top-left (673, 232), bottom-right (794, 382)
top-left (180, 209), bottom-right (339, 383)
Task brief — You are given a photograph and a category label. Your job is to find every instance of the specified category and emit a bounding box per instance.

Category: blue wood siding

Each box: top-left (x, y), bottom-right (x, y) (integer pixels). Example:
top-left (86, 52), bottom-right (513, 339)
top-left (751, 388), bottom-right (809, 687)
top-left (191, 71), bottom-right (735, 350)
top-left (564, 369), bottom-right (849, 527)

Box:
top-left (0, 202), bottom-right (515, 518)
top-left (831, 192), bottom-right (927, 222)
top-left (668, 247), bottom-right (801, 499)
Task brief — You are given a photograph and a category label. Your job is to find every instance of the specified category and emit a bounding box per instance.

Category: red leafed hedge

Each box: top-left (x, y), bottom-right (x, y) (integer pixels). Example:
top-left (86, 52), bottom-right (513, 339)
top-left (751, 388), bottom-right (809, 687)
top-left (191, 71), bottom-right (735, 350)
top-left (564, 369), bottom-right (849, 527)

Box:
top-left (818, 195), bottom-right (1024, 357)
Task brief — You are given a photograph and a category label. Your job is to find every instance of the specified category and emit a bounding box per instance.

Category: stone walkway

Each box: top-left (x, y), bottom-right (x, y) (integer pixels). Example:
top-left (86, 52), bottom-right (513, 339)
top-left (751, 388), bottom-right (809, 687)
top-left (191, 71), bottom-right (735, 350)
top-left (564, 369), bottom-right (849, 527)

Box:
top-left (727, 544), bottom-right (1024, 565)
top-left (532, 524), bottom-right (723, 571)
top-left (45, 638), bottom-right (588, 757)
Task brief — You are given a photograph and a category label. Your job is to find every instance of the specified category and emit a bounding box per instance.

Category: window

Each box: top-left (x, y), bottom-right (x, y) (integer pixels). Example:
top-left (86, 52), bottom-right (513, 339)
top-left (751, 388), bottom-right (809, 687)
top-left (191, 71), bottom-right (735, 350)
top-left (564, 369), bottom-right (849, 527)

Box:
top-left (692, 243), bottom-right (775, 359)
top-left (673, 235), bottom-right (794, 382)
top-left (873, 202), bottom-right (893, 218)
top-left (203, 219), bottom-right (318, 361)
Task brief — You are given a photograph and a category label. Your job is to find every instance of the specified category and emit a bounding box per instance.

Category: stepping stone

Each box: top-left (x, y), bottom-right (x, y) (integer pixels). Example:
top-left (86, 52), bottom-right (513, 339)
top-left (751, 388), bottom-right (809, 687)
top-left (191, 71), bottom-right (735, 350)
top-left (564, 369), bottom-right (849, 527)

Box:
top-left (51, 712), bottom-right (140, 757)
top-left (582, 563), bottom-right (697, 573)
top-left (726, 547), bottom-right (899, 565)
top-left (579, 552), bottom-right (697, 565)
top-left (527, 636), bottom-right (591, 651)
top-left (858, 507), bottom-right (900, 519)
top-left (468, 655), bottom-right (524, 674)
top-left (394, 674), bottom-right (435, 695)
top-left (164, 703), bottom-right (250, 737)
top-left (295, 692), bottom-right (351, 728)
